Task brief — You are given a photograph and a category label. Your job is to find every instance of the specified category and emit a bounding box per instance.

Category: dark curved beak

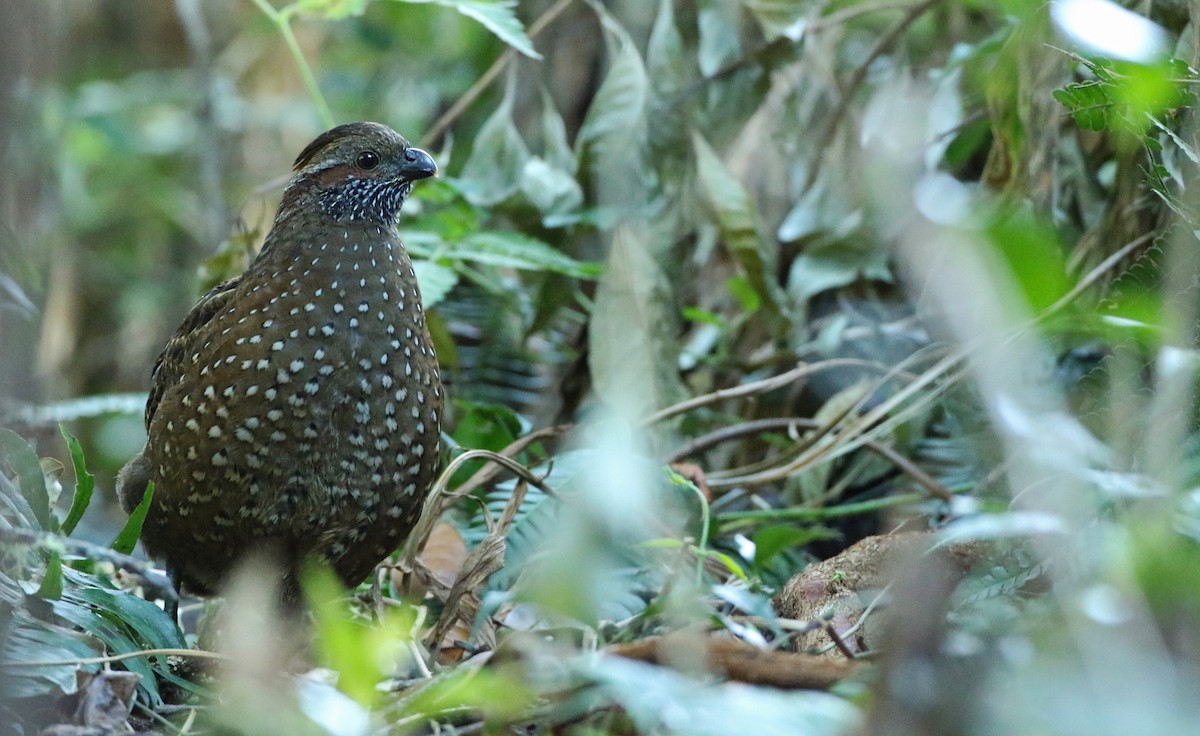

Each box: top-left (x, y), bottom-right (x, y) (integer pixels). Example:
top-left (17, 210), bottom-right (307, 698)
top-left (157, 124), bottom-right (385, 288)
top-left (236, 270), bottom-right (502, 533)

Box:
top-left (399, 147), bottom-right (437, 181)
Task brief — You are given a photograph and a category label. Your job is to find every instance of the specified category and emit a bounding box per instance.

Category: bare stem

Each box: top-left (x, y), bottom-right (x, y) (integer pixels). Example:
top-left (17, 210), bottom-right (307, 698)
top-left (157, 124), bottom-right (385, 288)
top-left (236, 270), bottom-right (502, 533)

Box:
top-left (250, 0), bottom-right (335, 128)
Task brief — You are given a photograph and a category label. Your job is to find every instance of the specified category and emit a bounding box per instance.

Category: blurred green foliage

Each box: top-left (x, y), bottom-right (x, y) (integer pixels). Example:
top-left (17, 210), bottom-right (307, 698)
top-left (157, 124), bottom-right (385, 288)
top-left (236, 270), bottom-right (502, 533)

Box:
top-left (8, 0), bottom-right (1200, 733)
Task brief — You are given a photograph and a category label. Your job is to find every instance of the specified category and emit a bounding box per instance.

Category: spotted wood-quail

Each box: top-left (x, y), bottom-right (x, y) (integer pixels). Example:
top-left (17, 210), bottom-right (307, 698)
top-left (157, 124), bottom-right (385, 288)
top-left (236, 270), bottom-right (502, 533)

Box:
top-left (117, 122), bottom-right (443, 600)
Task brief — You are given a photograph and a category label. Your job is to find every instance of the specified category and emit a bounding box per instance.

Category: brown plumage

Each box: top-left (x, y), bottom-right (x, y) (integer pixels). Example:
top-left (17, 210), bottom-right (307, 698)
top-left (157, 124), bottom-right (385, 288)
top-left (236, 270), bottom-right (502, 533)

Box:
top-left (117, 122), bottom-right (443, 599)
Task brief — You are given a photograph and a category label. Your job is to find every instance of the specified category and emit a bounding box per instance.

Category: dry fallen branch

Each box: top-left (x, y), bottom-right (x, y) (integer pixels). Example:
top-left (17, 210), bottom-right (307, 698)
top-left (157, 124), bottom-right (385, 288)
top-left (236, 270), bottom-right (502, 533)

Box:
top-left (608, 634), bottom-right (862, 690)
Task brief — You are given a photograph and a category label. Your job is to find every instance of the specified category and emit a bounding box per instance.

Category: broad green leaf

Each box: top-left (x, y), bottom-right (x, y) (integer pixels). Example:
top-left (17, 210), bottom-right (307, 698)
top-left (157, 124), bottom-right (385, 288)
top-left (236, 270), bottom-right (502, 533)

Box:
top-left (785, 239), bottom-right (891, 306)
top-left (58, 426), bottom-right (95, 536)
top-left (726, 275), bottom-right (762, 314)
top-left (692, 131), bottom-right (786, 315)
top-left (589, 225), bottom-right (687, 414)
top-left (455, 79), bottom-right (530, 207)
top-left (576, 2), bottom-right (653, 215)
top-left (413, 260), bottom-right (460, 307)
top-left (64, 569), bottom-right (185, 652)
top-left (394, 0), bottom-right (540, 58)
top-left (646, 0), bottom-right (688, 97)
top-left (520, 91), bottom-right (583, 218)
top-left (396, 666), bottom-right (535, 724)
top-left (448, 400), bottom-right (524, 485)
top-left (111, 481), bottom-right (152, 555)
top-left (777, 165), bottom-right (864, 244)
top-left (752, 525), bottom-right (838, 568)
top-left (986, 209), bottom-right (1069, 312)
top-left (697, 3), bottom-right (741, 77)
top-left (0, 428), bottom-right (53, 531)
top-left (0, 462), bottom-right (42, 530)
top-left (451, 400), bottom-right (523, 453)
top-left (697, 548), bottom-right (749, 581)
top-left (48, 568), bottom-right (183, 706)
top-left (302, 564), bottom-right (391, 706)
top-left (712, 583), bottom-right (777, 620)
top-left (455, 232), bottom-right (600, 278)
top-left (1, 615), bottom-right (101, 698)
top-left (539, 87), bottom-right (575, 175)
top-left (519, 157), bottom-right (584, 219)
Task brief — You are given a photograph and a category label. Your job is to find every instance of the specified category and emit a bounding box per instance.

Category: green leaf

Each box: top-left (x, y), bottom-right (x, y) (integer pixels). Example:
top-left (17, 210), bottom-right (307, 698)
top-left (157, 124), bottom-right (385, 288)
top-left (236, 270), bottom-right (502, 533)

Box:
top-left (697, 3), bottom-right (740, 77)
top-left (0, 428), bottom-right (53, 531)
top-left (302, 564), bottom-right (383, 706)
top-left (58, 426), bottom-right (95, 536)
top-left (539, 87), bottom-right (575, 175)
top-left (589, 225), bottom-right (687, 414)
top-left (454, 232), bottom-right (601, 278)
top-left (413, 260), bottom-right (460, 308)
top-left (692, 131), bottom-right (785, 315)
top-left (65, 570), bottom-right (185, 652)
top-left (752, 525), bottom-right (838, 568)
top-left (576, 2), bottom-right (653, 215)
top-left (986, 209), bottom-right (1070, 312)
top-left (696, 549), bottom-right (749, 581)
top-left (646, 0), bottom-right (688, 97)
top-left (682, 305), bottom-right (721, 327)
top-left (726, 275), bottom-right (761, 314)
top-left (36, 551), bottom-right (64, 600)
top-left (1052, 83), bottom-right (1110, 131)
top-left (111, 481), bottom-right (152, 555)
top-left (52, 568), bottom-right (186, 706)
top-left (520, 157), bottom-right (584, 219)
top-left (451, 400), bottom-right (523, 453)
top-left (713, 583), bottom-right (776, 620)
top-left (395, 0), bottom-right (540, 58)
top-left (396, 666), bottom-right (535, 724)
top-left (786, 239), bottom-right (891, 305)
top-left (455, 79), bottom-right (530, 207)
top-left (1, 612), bottom-right (101, 699)
top-left (0, 461), bottom-right (42, 531)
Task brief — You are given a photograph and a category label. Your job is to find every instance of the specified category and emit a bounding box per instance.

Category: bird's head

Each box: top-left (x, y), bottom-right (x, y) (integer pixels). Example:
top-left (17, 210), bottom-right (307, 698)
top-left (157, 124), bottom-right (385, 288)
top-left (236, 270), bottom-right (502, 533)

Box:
top-left (283, 122), bottom-right (437, 226)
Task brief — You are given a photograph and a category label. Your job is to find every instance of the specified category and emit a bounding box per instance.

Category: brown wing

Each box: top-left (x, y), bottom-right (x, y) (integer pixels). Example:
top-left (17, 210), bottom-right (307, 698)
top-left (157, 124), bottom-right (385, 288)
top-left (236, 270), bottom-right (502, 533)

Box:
top-left (144, 276), bottom-right (243, 429)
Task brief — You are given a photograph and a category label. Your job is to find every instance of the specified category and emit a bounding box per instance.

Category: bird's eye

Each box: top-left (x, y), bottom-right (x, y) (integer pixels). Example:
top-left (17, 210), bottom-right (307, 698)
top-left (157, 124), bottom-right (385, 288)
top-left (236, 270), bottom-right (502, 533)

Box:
top-left (356, 151), bottom-right (381, 170)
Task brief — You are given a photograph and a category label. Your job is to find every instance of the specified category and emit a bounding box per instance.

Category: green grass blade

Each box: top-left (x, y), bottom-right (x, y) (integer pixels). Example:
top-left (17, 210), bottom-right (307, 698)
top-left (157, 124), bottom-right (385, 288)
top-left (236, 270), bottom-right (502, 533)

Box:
top-left (58, 426), bottom-right (95, 536)
top-left (111, 481), bottom-right (153, 555)
top-left (36, 551), bottom-right (64, 600)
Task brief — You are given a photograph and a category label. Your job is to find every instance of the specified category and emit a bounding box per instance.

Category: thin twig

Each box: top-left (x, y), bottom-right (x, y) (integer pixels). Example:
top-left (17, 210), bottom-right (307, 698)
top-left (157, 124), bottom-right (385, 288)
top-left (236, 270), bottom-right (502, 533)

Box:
top-left (400, 448), bottom-right (552, 569)
top-left (453, 424), bottom-right (570, 498)
top-left (822, 620), bottom-right (859, 659)
top-left (666, 417), bottom-right (952, 502)
top-left (641, 358), bottom-right (892, 427)
top-left (812, 583), bottom-right (892, 657)
top-left (710, 349), bottom-right (964, 489)
top-left (1, 647), bottom-right (226, 668)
